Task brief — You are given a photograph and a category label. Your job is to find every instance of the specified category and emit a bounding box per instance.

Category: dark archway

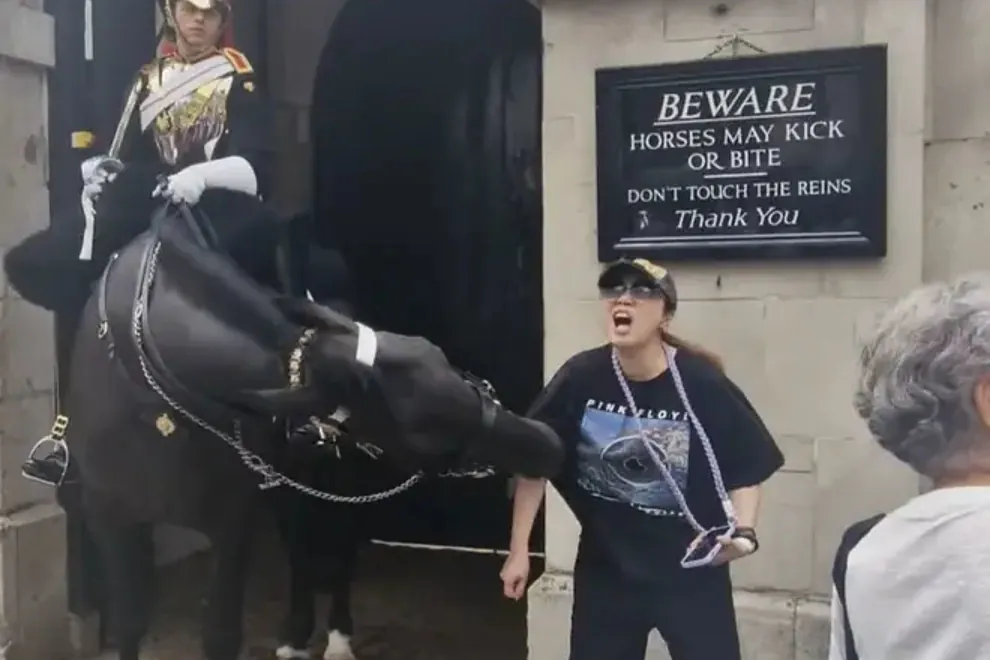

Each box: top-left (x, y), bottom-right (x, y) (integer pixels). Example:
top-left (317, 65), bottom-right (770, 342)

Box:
top-left (310, 0), bottom-right (544, 551)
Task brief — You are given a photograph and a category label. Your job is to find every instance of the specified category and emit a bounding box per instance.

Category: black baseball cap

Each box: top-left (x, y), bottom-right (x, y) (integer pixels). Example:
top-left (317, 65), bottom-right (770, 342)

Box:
top-left (597, 258), bottom-right (678, 311)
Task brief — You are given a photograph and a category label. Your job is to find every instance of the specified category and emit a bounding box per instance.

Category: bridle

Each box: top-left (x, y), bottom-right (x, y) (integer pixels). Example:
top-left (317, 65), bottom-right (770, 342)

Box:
top-left (283, 327), bottom-right (499, 481)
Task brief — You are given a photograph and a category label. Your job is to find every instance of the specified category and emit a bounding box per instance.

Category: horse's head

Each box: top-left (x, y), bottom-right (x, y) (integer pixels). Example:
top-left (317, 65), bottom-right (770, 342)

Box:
top-left (154, 217), bottom-right (564, 478)
top-left (278, 297), bottom-right (565, 476)
top-left (151, 217), bottom-right (370, 423)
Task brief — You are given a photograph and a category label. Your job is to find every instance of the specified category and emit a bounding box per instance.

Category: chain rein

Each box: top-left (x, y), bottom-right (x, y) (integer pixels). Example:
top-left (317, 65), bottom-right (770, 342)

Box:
top-left (129, 240), bottom-right (421, 504)
top-left (609, 346), bottom-right (735, 534)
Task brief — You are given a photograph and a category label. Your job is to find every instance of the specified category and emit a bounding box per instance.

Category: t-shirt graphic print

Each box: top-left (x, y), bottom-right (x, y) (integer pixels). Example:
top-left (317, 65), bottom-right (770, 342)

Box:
top-left (576, 399), bottom-right (690, 515)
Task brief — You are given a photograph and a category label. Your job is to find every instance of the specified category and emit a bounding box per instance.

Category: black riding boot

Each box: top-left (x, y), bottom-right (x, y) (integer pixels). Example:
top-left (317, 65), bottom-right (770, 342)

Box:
top-left (22, 445), bottom-right (69, 487)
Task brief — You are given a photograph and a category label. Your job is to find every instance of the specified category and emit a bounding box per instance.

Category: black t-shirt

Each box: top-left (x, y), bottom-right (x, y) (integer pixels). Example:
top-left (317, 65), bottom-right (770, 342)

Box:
top-left (529, 345), bottom-right (784, 584)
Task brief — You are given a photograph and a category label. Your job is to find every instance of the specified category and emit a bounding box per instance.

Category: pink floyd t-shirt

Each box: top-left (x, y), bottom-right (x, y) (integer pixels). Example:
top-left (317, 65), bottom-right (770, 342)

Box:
top-left (528, 345), bottom-right (783, 582)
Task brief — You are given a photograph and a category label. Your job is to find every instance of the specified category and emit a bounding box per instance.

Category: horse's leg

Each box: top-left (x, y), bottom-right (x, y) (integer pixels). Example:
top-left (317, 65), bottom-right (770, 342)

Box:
top-left (323, 540), bottom-right (359, 660)
top-left (275, 547), bottom-right (317, 659)
top-left (201, 508), bottom-right (256, 660)
top-left (88, 513), bottom-right (154, 660)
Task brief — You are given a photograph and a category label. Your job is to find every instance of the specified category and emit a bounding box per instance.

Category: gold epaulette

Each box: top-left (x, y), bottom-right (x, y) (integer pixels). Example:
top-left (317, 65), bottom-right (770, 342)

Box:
top-left (222, 47), bottom-right (253, 75)
top-left (141, 55), bottom-right (167, 75)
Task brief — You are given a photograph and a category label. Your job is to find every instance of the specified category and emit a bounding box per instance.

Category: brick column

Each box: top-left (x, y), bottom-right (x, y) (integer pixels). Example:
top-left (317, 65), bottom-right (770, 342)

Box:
top-left (0, 2), bottom-right (68, 658)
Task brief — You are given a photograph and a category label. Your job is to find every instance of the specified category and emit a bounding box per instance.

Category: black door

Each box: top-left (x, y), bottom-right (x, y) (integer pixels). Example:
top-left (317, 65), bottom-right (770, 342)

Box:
top-left (310, 0), bottom-right (544, 551)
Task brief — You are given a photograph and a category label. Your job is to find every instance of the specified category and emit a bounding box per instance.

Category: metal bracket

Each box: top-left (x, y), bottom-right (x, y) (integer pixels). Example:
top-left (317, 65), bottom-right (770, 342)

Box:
top-left (50, 414), bottom-right (70, 440)
top-left (704, 34), bottom-right (768, 60)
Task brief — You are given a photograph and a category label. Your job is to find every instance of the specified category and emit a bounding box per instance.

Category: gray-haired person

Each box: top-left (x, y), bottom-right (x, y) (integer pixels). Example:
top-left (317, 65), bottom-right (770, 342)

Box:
top-left (830, 273), bottom-right (990, 660)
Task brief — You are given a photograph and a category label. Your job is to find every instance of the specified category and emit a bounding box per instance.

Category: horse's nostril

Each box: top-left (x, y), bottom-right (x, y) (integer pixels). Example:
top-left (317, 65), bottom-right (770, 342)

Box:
top-left (623, 457), bottom-right (646, 472)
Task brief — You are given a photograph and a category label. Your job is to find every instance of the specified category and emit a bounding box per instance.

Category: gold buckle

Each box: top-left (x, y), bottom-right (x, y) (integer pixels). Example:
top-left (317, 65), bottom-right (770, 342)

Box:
top-left (155, 413), bottom-right (177, 437)
top-left (50, 415), bottom-right (69, 441)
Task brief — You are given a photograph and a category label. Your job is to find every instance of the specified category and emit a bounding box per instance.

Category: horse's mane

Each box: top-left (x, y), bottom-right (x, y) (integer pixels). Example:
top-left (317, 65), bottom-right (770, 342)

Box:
top-left (156, 217), bottom-right (302, 353)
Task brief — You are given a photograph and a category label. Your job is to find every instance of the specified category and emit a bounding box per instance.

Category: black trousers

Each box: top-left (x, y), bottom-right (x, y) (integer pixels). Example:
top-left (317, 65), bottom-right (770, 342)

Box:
top-left (568, 561), bottom-right (741, 660)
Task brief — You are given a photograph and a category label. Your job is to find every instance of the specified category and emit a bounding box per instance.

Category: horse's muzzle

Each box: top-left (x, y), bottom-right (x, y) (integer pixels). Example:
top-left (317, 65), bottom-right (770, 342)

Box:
top-left (467, 411), bottom-right (564, 479)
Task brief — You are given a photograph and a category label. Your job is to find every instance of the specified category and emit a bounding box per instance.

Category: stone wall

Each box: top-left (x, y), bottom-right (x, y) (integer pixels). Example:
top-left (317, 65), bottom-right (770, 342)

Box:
top-left (0, 1), bottom-right (66, 658)
top-left (531, 0), bottom-right (935, 658)
top-left (266, 0), bottom-right (349, 215)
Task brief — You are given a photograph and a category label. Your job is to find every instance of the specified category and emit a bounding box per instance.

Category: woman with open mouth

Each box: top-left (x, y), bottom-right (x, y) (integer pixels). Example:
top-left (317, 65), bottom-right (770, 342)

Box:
top-left (500, 258), bottom-right (784, 660)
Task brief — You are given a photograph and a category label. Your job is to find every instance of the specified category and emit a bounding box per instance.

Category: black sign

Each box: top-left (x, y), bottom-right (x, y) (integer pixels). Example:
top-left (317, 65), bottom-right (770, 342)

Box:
top-left (595, 45), bottom-right (887, 261)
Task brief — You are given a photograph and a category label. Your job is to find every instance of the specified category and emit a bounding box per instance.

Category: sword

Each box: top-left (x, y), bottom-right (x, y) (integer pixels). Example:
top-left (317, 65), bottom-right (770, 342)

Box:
top-left (78, 77), bottom-right (141, 260)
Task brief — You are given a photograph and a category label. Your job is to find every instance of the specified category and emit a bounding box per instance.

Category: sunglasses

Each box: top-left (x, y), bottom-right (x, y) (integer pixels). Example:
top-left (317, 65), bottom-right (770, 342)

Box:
top-left (598, 283), bottom-right (666, 300)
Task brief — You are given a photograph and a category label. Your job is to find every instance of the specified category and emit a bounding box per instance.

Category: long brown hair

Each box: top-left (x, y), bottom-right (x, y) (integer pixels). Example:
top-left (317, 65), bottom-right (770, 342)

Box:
top-left (662, 330), bottom-right (724, 373)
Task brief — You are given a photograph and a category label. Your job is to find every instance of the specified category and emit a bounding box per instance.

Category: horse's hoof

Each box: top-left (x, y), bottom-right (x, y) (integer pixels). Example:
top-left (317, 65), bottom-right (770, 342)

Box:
top-left (275, 645), bottom-right (310, 659)
top-left (323, 630), bottom-right (357, 660)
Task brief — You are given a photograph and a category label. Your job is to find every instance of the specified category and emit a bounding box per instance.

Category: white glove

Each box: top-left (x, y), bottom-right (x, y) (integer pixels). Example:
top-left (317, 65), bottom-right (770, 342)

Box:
top-left (78, 168), bottom-right (117, 261)
top-left (154, 156), bottom-right (257, 205)
top-left (80, 155), bottom-right (123, 186)
top-left (155, 166), bottom-right (207, 205)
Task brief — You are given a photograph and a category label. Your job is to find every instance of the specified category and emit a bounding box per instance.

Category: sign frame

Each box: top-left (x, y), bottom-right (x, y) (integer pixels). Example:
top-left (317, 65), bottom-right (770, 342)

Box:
top-left (594, 45), bottom-right (888, 262)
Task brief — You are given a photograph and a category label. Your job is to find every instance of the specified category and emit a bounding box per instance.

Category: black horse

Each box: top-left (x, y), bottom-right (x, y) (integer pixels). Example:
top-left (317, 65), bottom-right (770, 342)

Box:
top-left (14, 198), bottom-right (561, 660)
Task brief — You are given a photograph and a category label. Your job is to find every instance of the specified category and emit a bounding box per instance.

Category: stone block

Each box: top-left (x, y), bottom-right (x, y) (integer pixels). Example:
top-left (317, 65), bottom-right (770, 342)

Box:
top-left (811, 435), bottom-right (919, 594)
top-left (0, 60), bottom-right (49, 248)
top-left (795, 598), bottom-right (830, 660)
top-left (0, 502), bottom-right (68, 660)
top-left (0, 394), bottom-right (56, 514)
top-left (777, 435), bottom-right (815, 473)
top-left (761, 297), bottom-right (882, 440)
top-left (268, 0), bottom-right (347, 105)
top-left (0, 3), bottom-right (55, 67)
top-left (737, 591), bottom-right (797, 660)
top-left (0, 297), bottom-right (56, 398)
top-left (931, 0), bottom-right (990, 141)
top-left (270, 103), bottom-right (313, 214)
top-left (673, 264), bottom-right (824, 302)
top-left (665, 298), bottom-right (767, 399)
top-left (527, 572), bottom-right (574, 660)
top-left (923, 138), bottom-right (990, 282)
top-left (733, 472), bottom-right (815, 592)
top-left (544, 486), bottom-right (579, 573)
top-left (542, 299), bottom-right (604, 376)
top-left (662, 0), bottom-right (815, 42)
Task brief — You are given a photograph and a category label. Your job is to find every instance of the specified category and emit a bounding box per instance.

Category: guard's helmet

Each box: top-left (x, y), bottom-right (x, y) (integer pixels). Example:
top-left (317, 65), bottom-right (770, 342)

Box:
top-left (160, 0), bottom-right (232, 22)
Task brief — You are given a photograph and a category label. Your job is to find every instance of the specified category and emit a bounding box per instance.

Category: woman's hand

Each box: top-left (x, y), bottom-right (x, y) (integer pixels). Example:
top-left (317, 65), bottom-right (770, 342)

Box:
top-left (711, 533), bottom-right (757, 566)
top-left (500, 551), bottom-right (531, 600)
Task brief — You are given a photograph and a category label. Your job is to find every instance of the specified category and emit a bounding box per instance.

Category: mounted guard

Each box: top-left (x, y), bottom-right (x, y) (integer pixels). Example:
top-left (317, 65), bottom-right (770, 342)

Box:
top-left (15, 0), bottom-right (281, 485)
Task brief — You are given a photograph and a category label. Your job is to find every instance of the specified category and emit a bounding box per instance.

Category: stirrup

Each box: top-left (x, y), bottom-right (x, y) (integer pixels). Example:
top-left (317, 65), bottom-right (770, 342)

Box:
top-left (21, 415), bottom-right (70, 487)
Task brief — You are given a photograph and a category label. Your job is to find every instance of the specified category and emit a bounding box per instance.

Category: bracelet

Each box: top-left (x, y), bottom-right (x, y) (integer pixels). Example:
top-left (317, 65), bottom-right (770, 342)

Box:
top-left (731, 526), bottom-right (759, 554)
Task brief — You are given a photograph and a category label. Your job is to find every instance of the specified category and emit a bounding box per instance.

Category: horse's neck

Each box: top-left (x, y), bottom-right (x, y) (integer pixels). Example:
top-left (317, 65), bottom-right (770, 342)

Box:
top-left (105, 235), bottom-right (291, 404)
